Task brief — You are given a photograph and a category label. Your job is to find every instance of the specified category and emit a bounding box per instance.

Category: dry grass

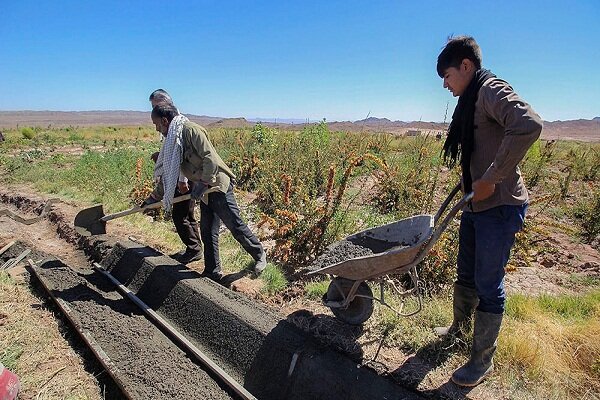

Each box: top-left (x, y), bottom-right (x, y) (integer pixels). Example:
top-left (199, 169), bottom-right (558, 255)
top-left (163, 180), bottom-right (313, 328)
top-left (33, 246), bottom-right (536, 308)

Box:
top-left (498, 291), bottom-right (600, 399)
top-left (0, 271), bottom-right (101, 400)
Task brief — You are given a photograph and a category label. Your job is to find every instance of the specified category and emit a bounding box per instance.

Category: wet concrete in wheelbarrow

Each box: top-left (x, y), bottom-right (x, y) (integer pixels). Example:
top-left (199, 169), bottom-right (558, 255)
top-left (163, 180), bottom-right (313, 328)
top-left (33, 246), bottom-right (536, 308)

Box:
top-left (310, 237), bottom-right (410, 271)
top-left (1, 190), bottom-right (426, 400)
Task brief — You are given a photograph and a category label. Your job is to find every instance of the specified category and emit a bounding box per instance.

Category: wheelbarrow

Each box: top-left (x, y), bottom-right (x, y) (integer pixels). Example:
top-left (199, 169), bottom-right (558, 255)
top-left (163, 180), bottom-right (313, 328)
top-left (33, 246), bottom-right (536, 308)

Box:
top-left (307, 183), bottom-right (473, 325)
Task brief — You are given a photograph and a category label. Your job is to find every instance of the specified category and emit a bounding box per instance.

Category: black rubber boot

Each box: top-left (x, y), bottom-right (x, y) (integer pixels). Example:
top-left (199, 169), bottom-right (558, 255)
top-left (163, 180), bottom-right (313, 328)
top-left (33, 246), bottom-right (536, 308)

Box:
top-left (434, 283), bottom-right (479, 337)
top-left (451, 310), bottom-right (503, 387)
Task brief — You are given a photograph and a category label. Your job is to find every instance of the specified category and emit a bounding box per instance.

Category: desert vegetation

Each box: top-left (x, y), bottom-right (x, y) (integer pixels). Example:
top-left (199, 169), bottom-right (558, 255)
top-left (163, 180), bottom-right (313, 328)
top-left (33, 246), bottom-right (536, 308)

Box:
top-left (0, 123), bottom-right (598, 399)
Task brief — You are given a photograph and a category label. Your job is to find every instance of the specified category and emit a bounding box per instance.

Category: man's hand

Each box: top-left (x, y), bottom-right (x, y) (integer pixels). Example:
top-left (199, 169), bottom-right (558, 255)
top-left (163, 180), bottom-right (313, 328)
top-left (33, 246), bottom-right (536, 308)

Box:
top-left (150, 152), bottom-right (159, 163)
top-left (472, 179), bottom-right (495, 202)
top-left (190, 183), bottom-right (208, 201)
top-left (177, 181), bottom-right (190, 194)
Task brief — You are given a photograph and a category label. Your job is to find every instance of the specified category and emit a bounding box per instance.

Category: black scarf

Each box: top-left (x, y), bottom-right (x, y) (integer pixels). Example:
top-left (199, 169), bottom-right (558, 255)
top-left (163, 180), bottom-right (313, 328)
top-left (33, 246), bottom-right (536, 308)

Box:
top-left (442, 68), bottom-right (495, 193)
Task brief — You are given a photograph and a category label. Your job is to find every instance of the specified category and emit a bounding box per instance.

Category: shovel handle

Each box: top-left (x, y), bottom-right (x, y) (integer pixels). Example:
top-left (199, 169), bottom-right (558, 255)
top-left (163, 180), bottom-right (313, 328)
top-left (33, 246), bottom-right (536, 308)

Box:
top-left (100, 194), bottom-right (192, 222)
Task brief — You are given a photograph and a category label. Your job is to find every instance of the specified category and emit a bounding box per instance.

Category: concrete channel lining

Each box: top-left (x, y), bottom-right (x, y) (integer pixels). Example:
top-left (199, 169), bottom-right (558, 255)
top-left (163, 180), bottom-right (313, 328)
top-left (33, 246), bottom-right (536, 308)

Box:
top-left (29, 257), bottom-right (236, 400)
top-left (100, 240), bottom-right (423, 400)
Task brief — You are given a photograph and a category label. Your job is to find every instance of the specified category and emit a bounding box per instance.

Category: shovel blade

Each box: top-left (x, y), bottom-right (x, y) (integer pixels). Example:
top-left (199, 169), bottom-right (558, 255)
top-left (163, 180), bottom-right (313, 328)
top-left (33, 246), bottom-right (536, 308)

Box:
top-left (74, 204), bottom-right (107, 236)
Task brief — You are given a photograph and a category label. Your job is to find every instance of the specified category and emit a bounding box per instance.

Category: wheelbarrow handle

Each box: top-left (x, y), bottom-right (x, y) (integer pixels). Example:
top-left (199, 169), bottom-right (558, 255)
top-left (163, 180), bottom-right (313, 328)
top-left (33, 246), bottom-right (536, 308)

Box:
top-left (428, 190), bottom-right (473, 250)
top-left (434, 182), bottom-right (462, 224)
top-left (100, 194), bottom-right (192, 222)
top-left (398, 187), bottom-right (473, 273)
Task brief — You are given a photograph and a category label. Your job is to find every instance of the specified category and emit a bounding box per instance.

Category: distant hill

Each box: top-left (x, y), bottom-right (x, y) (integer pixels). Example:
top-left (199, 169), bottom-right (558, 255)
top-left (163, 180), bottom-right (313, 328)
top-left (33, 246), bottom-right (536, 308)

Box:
top-left (542, 118), bottom-right (600, 142)
top-left (0, 111), bottom-right (598, 142)
top-left (0, 111), bottom-right (227, 129)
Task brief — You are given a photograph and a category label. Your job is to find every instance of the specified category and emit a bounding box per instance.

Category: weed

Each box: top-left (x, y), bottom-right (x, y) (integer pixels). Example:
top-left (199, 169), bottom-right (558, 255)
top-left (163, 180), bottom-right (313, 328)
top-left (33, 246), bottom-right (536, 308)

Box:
top-left (0, 344), bottom-right (23, 371)
top-left (68, 131), bottom-right (85, 142)
top-left (129, 157), bottom-right (155, 206)
top-left (523, 140), bottom-right (556, 188)
top-left (20, 127), bottom-right (36, 140)
top-left (371, 288), bottom-right (452, 354)
top-left (568, 273), bottom-right (600, 287)
top-left (572, 188), bottom-right (600, 242)
top-left (260, 264), bottom-right (288, 295)
top-left (304, 279), bottom-right (329, 300)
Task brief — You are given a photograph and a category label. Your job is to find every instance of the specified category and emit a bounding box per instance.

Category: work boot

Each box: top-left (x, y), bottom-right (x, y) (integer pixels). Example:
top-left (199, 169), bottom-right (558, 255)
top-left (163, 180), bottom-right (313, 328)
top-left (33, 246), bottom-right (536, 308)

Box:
top-left (434, 283), bottom-right (479, 337)
top-left (169, 250), bottom-right (186, 259)
top-left (201, 271), bottom-right (223, 282)
top-left (451, 310), bottom-right (503, 387)
top-left (253, 252), bottom-right (267, 275)
top-left (177, 250), bottom-right (203, 264)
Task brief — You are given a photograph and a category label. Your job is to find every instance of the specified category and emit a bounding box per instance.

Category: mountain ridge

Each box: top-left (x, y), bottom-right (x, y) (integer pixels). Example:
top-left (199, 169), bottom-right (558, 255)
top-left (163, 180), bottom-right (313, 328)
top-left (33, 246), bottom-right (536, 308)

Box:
top-left (0, 111), bottom-right (597, 142)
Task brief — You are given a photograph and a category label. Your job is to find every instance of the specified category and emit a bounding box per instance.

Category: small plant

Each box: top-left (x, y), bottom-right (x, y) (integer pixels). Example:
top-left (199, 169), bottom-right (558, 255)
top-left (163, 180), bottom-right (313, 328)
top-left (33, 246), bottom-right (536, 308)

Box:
top-left (68, 131), bottom-right (85, 142)
top-left (260, 264), bottom-right (288, 295)
top-left (0, 343), bottom-right (23, 371)
top-left (523, 140), bottom-right (556, 188)
top-left (129, 157), bottom-right (155, 206)
top-left (572, 187), bottom-right (600, 242)
top-left (20, 126), bottom-right (36, 139)
top-left (251, 122), bottom-right (274, 145)
top-left (370, 136), bottom-right (442, 217)
top-left (418, 223), bottom-right (459, 293)
top-left (304, 279), bottom-right (329, 300)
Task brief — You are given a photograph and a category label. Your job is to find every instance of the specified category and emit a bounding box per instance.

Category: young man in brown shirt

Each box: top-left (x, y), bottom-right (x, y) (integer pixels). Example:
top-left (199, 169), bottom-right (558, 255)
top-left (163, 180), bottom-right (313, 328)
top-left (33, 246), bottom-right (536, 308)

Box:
top-left (434, 36), bottom-right (542, 386)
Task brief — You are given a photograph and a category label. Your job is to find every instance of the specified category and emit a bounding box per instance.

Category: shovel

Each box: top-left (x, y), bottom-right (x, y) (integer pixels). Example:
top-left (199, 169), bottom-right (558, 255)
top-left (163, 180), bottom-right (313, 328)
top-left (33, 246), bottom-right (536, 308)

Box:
top-left (74, 194), bottom-right (192, 236)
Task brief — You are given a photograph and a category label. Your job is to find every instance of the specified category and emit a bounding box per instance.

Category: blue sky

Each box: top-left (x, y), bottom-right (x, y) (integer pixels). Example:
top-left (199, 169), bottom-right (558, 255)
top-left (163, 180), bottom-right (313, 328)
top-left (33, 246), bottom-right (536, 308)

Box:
top-left (1, 1), bottom-right (598, 122)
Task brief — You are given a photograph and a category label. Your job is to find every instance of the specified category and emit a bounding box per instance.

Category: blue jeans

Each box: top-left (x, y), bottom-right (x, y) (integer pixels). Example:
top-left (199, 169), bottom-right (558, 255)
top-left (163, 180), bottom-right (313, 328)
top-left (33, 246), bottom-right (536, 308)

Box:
top-left (456, 204), bottom-right (527, 314)
top-left (199, 183), bottom-right (264, 274)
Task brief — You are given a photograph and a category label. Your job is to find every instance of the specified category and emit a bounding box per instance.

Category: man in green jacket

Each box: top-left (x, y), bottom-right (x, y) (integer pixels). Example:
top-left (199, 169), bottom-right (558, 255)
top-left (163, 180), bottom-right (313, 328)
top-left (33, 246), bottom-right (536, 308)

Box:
top-left (148, 103), bottom-right (266, 281)
top-left (434, 36), bottom-right (542, 387)
top-left (143, 89), bottom-right (203, 264)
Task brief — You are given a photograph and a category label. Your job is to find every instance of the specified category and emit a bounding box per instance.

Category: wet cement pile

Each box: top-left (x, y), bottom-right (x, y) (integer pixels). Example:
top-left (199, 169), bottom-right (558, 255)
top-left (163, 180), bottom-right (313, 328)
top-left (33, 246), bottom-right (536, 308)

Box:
top-left (310, 236), bottom-right (410, 271)
top-left (31, 257), bottom-right (235, 400)
top-left (311, 241), bottom-right (375, 271)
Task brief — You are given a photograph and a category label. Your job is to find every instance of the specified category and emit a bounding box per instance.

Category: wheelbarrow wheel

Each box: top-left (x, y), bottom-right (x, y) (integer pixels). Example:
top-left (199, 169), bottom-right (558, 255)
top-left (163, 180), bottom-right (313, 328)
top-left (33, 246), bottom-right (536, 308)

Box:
top-left (325, 277), bottom-right (374, 325)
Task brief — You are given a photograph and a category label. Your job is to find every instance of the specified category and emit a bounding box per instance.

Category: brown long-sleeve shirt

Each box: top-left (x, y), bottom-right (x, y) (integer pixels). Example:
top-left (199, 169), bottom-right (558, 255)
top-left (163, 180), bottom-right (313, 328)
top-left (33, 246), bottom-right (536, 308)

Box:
top-left (468, 77), bottom-right (543, 212)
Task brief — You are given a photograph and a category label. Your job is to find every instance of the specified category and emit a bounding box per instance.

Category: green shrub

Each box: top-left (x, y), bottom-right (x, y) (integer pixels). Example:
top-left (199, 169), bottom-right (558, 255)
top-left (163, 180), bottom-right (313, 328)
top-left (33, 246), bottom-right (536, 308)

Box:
top-left (522, 140), bottom-right (556, 188)
top-left (20, 127), bottom-right (36, 139)
top-left (68, 131), bottom-right (85, 142)
top-left (572, 189), bottom-right (600, 242)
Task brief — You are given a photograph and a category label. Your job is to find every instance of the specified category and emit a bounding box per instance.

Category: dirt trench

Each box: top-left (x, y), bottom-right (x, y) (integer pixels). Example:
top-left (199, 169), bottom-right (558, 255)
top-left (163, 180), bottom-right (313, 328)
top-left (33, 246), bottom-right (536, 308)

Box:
top-left (24, 249), bottom-right (235, 399)
top-left (0, 191), bottom-right (425, 400)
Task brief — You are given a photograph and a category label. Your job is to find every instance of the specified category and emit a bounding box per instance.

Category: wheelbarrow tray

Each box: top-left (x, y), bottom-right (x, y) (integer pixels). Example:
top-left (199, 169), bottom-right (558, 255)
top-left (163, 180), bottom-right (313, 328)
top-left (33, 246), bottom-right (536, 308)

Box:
top-left (308, 214), bottom-right (434, 281)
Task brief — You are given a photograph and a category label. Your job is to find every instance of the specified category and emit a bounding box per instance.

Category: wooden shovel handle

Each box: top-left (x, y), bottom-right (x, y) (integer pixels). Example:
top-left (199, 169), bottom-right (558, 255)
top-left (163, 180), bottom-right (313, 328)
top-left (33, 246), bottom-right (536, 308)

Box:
top-left (100, 194), bottom-right (192, 222)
